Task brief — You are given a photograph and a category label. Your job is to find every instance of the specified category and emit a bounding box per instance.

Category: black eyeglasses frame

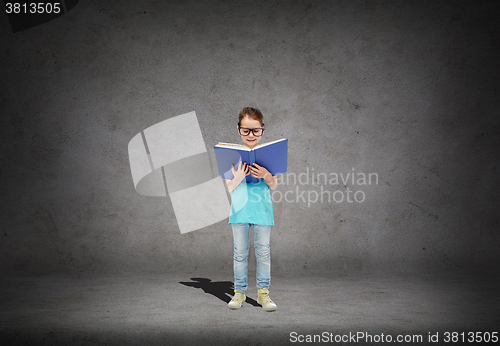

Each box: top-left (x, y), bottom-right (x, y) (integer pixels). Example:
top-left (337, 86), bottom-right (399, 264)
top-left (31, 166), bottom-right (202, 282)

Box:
top-left (238, 125), bottom-right (265, 137)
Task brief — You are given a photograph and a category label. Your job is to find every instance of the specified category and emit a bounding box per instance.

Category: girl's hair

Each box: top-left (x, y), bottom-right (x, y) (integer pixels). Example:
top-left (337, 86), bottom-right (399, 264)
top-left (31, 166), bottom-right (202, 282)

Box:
top-left (238, 107), bottom-right (264, 126)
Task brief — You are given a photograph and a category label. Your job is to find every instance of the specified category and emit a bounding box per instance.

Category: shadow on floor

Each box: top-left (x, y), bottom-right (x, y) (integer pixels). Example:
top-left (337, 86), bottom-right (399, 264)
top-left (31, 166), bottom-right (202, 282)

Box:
top-left (179, 278), bottom-right (260, 306)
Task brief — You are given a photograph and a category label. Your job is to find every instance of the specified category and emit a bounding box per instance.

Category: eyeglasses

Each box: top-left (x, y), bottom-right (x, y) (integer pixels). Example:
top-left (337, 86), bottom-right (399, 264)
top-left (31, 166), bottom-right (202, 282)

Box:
top-left (238, 126), bottom-right (265, 137)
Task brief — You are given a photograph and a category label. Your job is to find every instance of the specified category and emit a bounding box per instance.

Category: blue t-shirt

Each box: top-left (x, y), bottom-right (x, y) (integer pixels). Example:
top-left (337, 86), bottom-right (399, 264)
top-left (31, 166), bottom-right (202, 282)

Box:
top-left (229, 179), bottom-right (274, 225)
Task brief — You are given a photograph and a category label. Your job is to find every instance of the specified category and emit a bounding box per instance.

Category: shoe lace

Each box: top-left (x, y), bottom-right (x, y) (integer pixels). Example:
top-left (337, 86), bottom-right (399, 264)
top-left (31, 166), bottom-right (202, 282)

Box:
top-left (260, 292), bottom-right (274, 305)
top-left (233, 292), bottom-right (244, 302)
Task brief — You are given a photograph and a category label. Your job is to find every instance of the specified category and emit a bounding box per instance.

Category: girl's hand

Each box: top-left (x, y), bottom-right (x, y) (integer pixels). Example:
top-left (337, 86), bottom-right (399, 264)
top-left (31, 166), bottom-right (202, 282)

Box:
top-left (231, 161), bottom-right (250, 181)
top-left (249, 163), bottom-right (271, 179)
top-left (251, 163), bottom-right (278, 190)
top-left (226, 161), bottom-right (250, 192)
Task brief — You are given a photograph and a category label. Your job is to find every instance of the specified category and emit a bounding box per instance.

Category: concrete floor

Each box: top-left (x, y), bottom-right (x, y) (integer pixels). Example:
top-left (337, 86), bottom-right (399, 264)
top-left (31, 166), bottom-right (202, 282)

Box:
top-left (1, 270), bottom-right (499, 345)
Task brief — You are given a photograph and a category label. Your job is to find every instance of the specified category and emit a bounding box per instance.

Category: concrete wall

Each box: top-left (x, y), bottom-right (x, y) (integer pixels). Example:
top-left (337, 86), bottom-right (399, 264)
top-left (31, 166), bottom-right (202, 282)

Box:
top-left (1, 0), bottom-right (499, 274)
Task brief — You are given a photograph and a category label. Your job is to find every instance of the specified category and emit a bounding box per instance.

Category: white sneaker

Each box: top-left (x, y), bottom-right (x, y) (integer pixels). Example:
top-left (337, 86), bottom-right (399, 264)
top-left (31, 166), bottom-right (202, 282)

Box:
top-left (228, 290), bottom-right (246, 310)
top-left (258, 288), bottom-right (277, 312)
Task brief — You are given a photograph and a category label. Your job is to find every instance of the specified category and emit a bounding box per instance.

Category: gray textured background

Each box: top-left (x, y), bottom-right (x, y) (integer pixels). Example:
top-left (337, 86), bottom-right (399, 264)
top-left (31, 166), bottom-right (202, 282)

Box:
top-left (1, 0), bottom-right (499, 276)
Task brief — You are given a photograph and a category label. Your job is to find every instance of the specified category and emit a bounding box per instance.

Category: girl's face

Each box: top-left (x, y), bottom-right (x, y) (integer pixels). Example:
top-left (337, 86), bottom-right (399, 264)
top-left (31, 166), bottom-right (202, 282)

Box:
top-left (239, 116), bottom-right (264, 149)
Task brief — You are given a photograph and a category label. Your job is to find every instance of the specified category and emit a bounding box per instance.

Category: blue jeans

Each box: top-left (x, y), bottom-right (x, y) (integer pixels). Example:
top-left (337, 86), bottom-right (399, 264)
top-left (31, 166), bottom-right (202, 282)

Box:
top-left (231, 223), bottom-right (271, 293)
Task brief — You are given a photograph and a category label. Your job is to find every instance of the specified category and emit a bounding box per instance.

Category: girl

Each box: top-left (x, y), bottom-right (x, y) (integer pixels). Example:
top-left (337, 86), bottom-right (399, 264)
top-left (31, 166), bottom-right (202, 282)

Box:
top-left (225, 107), bottom-right (278, 312)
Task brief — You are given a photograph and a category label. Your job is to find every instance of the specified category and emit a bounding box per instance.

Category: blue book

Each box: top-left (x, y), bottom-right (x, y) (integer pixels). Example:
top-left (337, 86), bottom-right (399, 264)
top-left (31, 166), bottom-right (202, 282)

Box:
top-left (214, 138), bottom-right (288, 183)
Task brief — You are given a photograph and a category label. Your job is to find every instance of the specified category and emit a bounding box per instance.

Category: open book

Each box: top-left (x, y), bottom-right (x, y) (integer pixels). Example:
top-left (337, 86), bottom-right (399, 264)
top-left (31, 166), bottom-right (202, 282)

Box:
top-left (214, 138), bottom-right (288, 183)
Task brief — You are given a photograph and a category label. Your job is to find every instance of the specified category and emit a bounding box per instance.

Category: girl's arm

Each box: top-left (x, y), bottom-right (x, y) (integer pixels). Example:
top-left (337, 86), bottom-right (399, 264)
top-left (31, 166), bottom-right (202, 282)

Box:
top-left (225, 161), bottom-right (250, 192)
top-left (250, 163), bottom-right (278, 190)
top-left (264, 174), bottom-right (278, 190)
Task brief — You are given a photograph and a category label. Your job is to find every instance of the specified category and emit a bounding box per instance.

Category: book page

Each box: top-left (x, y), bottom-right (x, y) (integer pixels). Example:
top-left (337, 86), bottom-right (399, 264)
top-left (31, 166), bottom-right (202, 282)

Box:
top-left (215, 142), bottom-right (250, 150)
top-left (253, 138), bottom-right (287, 149)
